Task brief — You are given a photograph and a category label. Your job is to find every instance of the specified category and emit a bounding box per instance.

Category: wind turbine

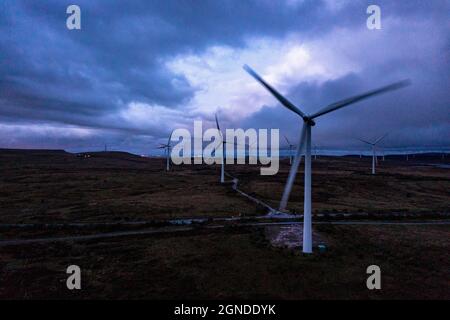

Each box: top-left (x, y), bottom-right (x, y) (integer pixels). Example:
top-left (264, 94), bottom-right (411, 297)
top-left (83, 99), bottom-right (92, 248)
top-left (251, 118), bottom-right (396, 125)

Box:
top-left (358, 133), bottom-right (388, 175)
top-left (215, 113), bottom-right (254, 183)
top-left (313, 145), bottom-right (319, 160)
top-left (215, 114), bottom-right (227, 183)
top-left (157, 130), bottom-right (174, 171)
top-left (284, 135), bottom-right (295, 165)
top-left (243, 64), bottom-right (409, 253)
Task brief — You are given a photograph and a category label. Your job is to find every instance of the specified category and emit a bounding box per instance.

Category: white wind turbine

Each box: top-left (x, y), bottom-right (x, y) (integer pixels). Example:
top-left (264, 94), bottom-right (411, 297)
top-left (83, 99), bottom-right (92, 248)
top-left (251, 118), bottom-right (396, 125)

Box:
top-left (358, 133), bottom-right (388, 175)
top-left (215, 113), bottom-right (255, 183)
top-left (244, 64), bottom-right (409, 253)
top-left (215, 114), bottom-right (227, 183)
top-left (284, 135), bottom-right (295, 165)
top-left (157, 130), bottom-right (174, 171)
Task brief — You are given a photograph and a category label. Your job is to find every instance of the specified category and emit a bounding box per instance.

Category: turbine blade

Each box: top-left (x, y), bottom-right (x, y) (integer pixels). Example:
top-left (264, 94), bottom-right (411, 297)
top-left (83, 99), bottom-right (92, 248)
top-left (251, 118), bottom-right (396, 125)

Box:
top-left (243, 64), bottom-right (308, 120)
top-left (215, 113), bottom-right (221, 132)
top-left (357, 138), bottom-right (374, 145)
top-left (167, 130), bottom-right (174, 146)
top-left (310, 79), bottom-right (411, 119)
top-left (215, 113), bottom-right (225, 144)
top-left (374, 132), bottom-right (389, 145)
top-left (279, 123), bottom-right (307, 211)
top-left (284, 135), bottom-right (291, 146)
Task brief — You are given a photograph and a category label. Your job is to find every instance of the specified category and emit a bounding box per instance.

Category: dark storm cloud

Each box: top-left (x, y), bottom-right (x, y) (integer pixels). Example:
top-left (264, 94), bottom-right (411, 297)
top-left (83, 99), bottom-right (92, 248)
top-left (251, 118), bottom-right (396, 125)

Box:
top-left (239, 0), bottom-right (450, 149)
top-left (0, 0), bottom-right (448, 152)
top-left (241, 67), bottom-right (450, 149)
top-left (241, 58), bottom-right (450, 149)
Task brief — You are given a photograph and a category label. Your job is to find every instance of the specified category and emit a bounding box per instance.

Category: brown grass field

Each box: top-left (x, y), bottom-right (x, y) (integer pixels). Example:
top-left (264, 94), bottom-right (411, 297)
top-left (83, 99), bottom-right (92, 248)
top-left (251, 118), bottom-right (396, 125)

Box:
top-left (0, 149), bottom-right (449, 299)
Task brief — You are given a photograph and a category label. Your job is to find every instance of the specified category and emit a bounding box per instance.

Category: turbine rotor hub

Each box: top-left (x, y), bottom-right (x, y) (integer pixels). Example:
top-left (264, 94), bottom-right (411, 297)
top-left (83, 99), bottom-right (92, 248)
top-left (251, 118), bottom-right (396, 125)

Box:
top-left (304, 117), bottom-right (316, 126)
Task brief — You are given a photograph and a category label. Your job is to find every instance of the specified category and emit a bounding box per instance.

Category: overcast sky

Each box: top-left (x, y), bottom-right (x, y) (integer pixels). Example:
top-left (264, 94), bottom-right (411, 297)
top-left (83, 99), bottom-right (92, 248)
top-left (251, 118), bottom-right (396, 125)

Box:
top-left (1, 0), bottom-right (449, 153)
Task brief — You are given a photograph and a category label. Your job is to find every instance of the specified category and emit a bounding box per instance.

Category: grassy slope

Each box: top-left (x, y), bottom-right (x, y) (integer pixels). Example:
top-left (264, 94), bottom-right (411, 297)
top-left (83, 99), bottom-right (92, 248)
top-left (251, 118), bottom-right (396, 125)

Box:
top-left (233, 157), bottom-right (450, 214)
top-left (0, 151), bottom-right (449, 224)
top-left (0, 151), bottom-right (260, 223)
top-left (0, 150), bottom-right (448, 299)
top-left (1, 224), bottom-right (448, 299)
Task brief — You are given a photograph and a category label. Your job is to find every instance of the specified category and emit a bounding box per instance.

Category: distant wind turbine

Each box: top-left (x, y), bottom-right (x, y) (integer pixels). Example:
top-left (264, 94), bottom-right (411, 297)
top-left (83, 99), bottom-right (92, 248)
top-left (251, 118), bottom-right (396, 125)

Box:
top-left (284, 135), bottom-right (295, 165)
top-left (244, 64), bottom-right (410, 253)
top-left (358, 133), bottom-right (388, 175)
top-left (215, 113), bottom-right (255, 183)
top-left (157, 130), bottom-right (174, 171)
top-left (215, 114), bottom-right (227, 183)
top-left (313, 145), bottom-right (319, 160)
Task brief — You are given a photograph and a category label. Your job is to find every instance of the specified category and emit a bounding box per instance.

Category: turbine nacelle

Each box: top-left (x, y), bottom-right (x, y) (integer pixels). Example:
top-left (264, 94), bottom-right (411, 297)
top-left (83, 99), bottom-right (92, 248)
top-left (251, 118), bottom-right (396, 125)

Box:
top-left (303, 117), bottom-right (316, 126)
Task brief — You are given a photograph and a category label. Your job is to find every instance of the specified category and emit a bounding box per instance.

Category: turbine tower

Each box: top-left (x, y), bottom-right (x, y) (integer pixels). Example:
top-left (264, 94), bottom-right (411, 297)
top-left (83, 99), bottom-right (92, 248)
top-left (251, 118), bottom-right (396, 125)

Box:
top-left (158, 130), bottom-right (174, 171)
top-left (243, 64), bottom-right (409, 253)
top-left (215, 114), bottom-right (226, 183)
top-left (358, 133), bottom-right (388, 175)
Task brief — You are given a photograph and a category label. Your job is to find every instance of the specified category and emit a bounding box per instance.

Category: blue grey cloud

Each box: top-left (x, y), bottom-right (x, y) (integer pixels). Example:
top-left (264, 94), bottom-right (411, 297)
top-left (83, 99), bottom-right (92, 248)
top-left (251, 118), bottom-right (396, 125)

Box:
top-left (0, 0), bottom-right (448, 152)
